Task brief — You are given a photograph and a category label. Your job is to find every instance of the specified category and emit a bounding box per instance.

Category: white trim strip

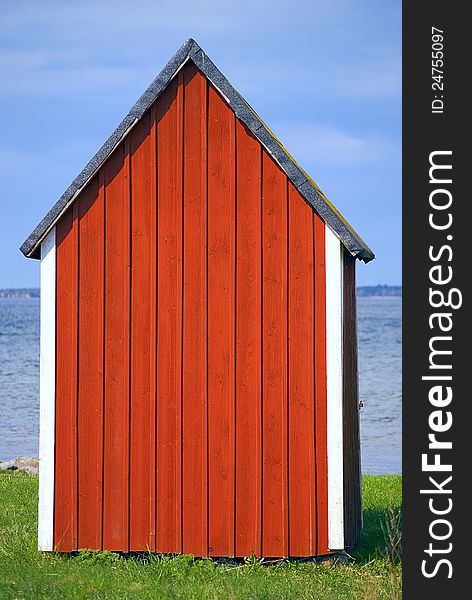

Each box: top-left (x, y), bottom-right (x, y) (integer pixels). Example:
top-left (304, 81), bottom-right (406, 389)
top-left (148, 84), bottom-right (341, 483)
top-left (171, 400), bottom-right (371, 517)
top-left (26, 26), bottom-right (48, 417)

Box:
top-left (38, 228), bottom-right (56, 551)
top-left (325, 227), bottom-right (344, 550)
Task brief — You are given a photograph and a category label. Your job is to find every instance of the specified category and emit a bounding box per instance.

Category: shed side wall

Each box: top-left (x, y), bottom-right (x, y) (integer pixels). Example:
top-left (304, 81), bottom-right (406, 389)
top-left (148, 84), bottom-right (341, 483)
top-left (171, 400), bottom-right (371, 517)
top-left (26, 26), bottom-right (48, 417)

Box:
top-left (342, 251), bottom-right (362, 549)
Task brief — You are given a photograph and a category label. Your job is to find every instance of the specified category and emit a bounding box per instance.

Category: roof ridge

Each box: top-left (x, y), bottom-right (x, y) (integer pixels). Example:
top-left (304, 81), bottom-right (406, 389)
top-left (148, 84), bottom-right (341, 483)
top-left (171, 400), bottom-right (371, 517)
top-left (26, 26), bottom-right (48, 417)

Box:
top-left (20, 38), bottom-right (374, 262)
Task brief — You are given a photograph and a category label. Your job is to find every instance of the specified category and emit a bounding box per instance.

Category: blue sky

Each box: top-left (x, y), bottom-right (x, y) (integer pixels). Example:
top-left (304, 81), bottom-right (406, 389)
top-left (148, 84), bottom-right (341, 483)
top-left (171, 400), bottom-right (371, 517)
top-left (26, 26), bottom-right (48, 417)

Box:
top-left (0, 0), bottom-right (400, 287)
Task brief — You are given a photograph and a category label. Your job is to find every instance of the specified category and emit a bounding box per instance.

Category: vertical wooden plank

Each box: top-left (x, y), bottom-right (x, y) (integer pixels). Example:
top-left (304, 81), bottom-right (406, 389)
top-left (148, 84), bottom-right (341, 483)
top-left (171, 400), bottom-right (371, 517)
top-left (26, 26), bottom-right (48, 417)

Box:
top-left (129, 108), bottom-right (157, 551)
top-left (261, 152), bottom-right (288, 557)
top-left (103, 142), bottom-right (131, 551)
top-left (207, 85), bottom-right (235, 556)
top-left (182, 63), bottom-right (208, 556)
top-left (314, 213), bottom-right (329, 555)
top-left (235, 121), bottom-right (262, 558)
top-left (288, 185), bottom-right (315, 556)
top-left (54, 206), bottom-right (78, 551)
top-left (156, 75), bottom-right (184, 553)
top-left (38, 228), bottom-right (56, 551)
top-left (77, 176), bottom-right (104, 549)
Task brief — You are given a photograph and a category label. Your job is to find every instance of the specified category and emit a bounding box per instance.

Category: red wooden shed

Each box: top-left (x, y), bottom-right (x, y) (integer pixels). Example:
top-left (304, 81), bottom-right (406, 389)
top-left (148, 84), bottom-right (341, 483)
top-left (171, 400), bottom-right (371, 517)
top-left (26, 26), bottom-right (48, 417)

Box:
top-left (21, 39), bottom-right (374, 558)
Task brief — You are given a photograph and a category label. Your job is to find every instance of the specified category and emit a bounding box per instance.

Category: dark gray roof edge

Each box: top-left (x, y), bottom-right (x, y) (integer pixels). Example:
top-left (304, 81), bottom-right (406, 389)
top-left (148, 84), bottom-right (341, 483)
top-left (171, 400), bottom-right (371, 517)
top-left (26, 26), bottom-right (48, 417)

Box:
top-left (21, 38), bottom-right (374, 262)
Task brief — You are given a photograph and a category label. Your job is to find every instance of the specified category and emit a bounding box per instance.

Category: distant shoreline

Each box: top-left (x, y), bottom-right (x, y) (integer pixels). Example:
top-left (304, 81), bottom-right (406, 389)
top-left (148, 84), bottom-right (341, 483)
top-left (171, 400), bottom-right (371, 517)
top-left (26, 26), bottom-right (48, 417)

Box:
top-left (357, 285), bottom-right (401, 297)
top-left (0, 288), bottom-right (40, 299)
top-left (1, 285), bottom-right (402, 299)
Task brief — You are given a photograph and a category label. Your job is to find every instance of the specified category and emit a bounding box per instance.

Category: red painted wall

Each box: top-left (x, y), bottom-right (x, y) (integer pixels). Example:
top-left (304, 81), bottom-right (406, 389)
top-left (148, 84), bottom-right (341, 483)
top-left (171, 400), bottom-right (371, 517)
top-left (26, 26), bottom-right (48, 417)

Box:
top-left (54, 62), bottom-right (329, 557)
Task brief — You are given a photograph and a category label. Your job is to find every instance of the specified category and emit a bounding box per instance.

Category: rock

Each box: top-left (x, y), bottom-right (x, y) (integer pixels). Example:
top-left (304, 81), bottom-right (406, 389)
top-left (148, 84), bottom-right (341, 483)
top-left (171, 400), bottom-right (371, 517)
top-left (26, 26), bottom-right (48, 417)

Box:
top-left (0, 457), bottom-right (39, 475)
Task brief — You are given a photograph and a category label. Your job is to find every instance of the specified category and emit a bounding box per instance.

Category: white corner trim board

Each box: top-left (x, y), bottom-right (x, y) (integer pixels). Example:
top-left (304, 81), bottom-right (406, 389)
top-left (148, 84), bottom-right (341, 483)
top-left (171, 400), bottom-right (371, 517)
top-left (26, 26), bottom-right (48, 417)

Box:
top-left (325, 227), bottom-right (344, 551)
top-left (38, 228), bottom-right (56, 551)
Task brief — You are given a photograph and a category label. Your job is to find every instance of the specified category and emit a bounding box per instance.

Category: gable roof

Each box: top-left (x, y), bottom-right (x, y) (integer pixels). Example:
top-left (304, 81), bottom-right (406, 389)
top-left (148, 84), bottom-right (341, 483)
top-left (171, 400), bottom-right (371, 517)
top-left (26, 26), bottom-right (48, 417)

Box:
top-left (20, 38), bottom-right (374, 262)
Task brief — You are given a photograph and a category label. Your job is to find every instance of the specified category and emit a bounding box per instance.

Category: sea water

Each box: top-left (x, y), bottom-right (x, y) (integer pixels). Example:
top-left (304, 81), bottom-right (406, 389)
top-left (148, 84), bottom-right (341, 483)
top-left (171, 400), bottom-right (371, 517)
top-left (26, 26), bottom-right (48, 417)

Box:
top-left (0, 296), bottom-right (401, 473)
top-left (357, 296), bottom-right (401, 474)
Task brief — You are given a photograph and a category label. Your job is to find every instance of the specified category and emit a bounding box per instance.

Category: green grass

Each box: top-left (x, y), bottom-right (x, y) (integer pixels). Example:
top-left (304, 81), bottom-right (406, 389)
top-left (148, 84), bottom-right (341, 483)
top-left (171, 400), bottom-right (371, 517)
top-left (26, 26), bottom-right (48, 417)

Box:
top-left (0, 473), bottom-right (401, 599)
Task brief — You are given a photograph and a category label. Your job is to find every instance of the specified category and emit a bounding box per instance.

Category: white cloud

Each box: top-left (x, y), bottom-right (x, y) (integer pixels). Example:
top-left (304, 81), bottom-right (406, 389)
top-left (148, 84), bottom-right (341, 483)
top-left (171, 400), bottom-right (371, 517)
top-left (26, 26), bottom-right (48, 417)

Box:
top-left (228, 52), bottom-right (401, 101)
top-left (0, 0), bottom-right (348, 34)
top-left (269, 122), bottom-right (397, 168)
top-left (0, 145), bottom-right (32, 176)
top-left (0, 0), bottom-right (400, 103)
top-left (0, 59), bottom-right (149, 97)
top-left (323, 53), bottom-right (401, 99)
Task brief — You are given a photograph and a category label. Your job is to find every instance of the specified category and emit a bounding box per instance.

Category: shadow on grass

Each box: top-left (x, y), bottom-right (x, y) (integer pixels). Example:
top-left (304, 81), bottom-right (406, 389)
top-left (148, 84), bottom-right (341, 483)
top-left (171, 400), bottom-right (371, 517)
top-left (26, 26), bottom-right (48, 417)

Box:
top-left (66, 507), bottom-right (402, 569)
top-left (352, 507), bottom-right (402, 565)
